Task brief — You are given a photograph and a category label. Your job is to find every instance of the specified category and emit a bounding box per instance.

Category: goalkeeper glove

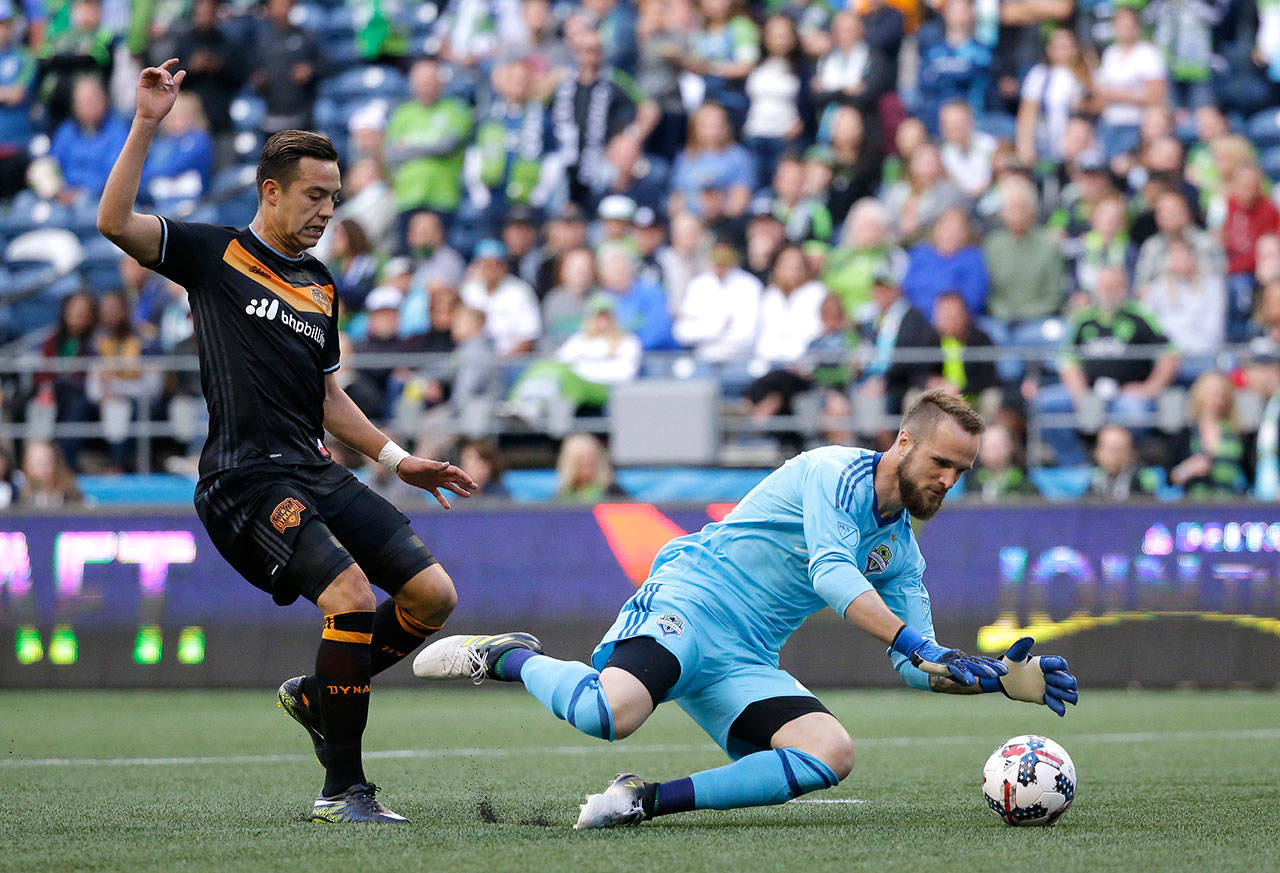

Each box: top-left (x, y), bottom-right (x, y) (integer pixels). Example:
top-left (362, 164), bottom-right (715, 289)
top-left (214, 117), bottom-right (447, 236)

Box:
top-left (891, 625), bottom-right (1007, 686)
top-left (979, 636), bottom-right (1080, 716)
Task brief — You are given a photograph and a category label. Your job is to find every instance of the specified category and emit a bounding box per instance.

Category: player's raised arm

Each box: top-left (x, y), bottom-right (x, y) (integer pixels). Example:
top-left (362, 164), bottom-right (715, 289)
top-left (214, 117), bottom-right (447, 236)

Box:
top-left (97, 59), bottom-right (187, 264)
top-left (322, 373), bottom-right (476, 509)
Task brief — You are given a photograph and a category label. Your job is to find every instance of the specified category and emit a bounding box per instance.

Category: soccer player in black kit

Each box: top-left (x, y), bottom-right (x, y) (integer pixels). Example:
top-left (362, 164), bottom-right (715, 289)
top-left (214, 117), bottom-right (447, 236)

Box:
top-left (98, 59), bottom-right (487, 823)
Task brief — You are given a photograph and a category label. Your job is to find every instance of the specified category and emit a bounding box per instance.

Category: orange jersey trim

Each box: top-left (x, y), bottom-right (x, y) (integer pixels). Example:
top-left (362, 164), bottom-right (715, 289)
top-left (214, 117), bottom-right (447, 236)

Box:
top-left (222, 238), bottom-right (335, 316)
top-left (321, 628), bottom-right (374, 645)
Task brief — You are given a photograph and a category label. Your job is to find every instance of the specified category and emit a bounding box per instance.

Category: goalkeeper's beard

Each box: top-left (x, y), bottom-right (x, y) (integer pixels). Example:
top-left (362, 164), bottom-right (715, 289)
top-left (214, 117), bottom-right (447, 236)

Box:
top-left (897, 446), bottom-right (946, 520)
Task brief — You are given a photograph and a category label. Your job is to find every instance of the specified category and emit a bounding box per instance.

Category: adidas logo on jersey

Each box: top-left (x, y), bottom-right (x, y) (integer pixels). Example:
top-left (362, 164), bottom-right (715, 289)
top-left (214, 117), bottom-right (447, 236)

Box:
top-left (245, 297), bottom-right (326, 346)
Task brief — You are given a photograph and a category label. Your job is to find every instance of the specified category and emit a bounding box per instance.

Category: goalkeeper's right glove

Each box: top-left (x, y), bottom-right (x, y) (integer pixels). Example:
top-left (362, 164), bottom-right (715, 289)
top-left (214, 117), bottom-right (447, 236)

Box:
top-left (891, 624), bottom-right (1007, 686)
top-left (978, 636), bottom-right (1080, 716)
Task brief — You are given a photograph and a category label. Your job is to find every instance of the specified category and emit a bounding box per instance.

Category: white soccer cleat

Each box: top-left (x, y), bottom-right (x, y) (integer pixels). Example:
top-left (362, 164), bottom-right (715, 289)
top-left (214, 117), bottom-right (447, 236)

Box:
top-left (411, 633), bottom-right (541, 684)
top-left (574, 773), bottom-right (649, 830)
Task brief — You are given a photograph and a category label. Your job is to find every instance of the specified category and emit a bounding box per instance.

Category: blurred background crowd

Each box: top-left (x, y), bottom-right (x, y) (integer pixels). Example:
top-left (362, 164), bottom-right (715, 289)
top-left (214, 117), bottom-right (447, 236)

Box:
top-left (0, 0), bottom-right (1279, 508)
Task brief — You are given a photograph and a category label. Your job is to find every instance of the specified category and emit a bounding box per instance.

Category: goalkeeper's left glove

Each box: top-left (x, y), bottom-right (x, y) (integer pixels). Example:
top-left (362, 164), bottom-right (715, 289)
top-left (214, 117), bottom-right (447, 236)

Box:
top-left (979, 636), bottom-right (1080, 716)
top-left (891, 625), bottom-right (1008, 686)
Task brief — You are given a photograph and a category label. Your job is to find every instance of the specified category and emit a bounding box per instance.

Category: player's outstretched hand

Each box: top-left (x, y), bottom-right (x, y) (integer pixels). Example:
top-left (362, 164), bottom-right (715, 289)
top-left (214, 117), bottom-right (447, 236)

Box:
top-left (396, 457), bottom-right (477, 509)
top-left (137, 59), bottom-right (186, 124)
top-left (891, 625), bottom-right (1008, 686)
top-left (984, 636), bottom-right (1079, 717)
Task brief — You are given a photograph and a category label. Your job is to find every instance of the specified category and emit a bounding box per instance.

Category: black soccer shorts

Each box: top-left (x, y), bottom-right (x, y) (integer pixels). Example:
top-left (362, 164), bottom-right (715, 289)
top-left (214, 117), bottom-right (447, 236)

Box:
top-left (195, 461), bottom-right (437, 605)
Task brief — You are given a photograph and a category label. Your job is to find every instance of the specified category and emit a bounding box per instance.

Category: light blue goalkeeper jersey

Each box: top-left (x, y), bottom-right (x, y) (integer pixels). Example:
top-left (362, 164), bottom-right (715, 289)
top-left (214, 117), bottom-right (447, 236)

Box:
top-left (646, 446), bottom-right (937, 688)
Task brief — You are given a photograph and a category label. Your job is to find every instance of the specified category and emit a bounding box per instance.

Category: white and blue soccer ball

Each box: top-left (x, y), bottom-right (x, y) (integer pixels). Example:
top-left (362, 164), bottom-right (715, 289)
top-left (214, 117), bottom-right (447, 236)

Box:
top-left (981, 735), bottom-right (1076, 826)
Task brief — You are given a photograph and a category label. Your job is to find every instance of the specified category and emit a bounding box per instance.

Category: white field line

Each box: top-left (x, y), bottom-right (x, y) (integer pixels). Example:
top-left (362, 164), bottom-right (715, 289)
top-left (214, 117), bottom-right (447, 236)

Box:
top-left (789, 799), bottom-right (869, 804)
top-left (5, 727), bottom-right (1280, 769)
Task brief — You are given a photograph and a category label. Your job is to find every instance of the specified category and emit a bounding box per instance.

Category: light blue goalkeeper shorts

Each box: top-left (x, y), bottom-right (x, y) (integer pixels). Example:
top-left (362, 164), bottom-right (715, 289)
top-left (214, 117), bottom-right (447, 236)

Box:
top-left (591, 579), bottom-right (820, 760)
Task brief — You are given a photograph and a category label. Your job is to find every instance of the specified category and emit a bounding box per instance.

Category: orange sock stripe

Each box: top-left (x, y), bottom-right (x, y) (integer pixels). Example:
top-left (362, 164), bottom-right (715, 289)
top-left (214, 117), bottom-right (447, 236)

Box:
top-left (394, 604), bottom-right (438, 637)
top-left (321, 628), bottom-right (373, 644)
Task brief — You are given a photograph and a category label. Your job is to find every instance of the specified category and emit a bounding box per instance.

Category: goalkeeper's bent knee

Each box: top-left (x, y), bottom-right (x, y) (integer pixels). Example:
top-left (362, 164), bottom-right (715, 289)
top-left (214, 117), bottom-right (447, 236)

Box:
top-left (518, 655), bottom-right (615, 741)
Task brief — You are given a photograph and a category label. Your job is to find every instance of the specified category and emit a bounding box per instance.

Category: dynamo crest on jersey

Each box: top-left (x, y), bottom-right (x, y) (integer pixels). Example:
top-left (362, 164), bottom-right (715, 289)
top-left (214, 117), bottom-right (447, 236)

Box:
top-left (864, 543), bottom-right (892, 574)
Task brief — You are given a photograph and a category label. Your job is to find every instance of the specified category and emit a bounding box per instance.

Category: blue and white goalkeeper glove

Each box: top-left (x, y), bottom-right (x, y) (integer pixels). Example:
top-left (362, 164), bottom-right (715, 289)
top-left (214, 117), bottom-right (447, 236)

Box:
top-left (891, 625), bottom-right (1008, 686)
top-left (979, 636), bottom-right (1080, 716)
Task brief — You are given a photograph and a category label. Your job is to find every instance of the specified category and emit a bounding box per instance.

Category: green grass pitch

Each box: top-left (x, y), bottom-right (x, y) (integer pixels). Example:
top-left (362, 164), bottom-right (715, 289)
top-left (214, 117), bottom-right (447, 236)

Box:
top-left (3, 687), bottom-right (1278, 873)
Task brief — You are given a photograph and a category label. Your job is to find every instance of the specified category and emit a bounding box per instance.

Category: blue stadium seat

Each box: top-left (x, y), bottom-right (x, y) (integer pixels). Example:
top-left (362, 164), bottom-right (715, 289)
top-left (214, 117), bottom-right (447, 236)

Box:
top-left (79, 235), bottom-right (123, 290)
top-left (229, 94), bottom-right (266, 133)
top-left (325, 39), bottom-right (364, 72)
top-left (1029, 466), bottom-right (1092, 499)
top-left (291, 3), bottom-right (329, 32)
top-left (1260, 145), bottom-right (1280, 181)
top-left (214, 195), bottom-right (257, 228)
top-left (208, 164), bottom-right (257, 201)
top-left (0, 193), bottom-right (75, 237)
top-left (983, 113), bottom-right (1018, 141)
top-left (2, 263), bottom-right (58, 299)
top-left (318, 65), bottom-right (409, 105)
top-left (233, 130), bottom-right (264, 160)
top-left (1246, 108), bottom-right (1280, 149)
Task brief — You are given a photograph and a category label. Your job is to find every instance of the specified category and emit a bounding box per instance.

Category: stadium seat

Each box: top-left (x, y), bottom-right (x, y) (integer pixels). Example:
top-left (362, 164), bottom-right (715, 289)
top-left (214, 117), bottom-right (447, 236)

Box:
top-left (6, 228), bottom-right (84, 276)
top-left (208, 164), bottom-right (258, 201)
top-left (318, 65), bottom-right (409, 105)
top-left (326, 39), bottom-right (364, 72)
top-left (229, 94), bottom-right (266, 133)
top-left (214, 195), bottom-right (257, 228)
top-left (1260, 145), bottom-right (1280, 182)
top-left (1029, 465), bottom-right (1092, 499)
top-left (289, 3), bottom-right (328, 32)
top-left (1246, 108), bottom-right (1280, 149)
top-left (79, 236), bottom-right (123, 292)
top-left (983, 113), bottom-right (1018, 141)
top-left (233, 130), bottom-right (263, 160)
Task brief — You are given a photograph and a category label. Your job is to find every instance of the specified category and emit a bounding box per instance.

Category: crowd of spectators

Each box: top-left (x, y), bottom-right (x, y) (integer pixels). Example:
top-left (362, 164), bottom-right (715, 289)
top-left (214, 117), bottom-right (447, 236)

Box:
top-left (1, 0), bottom-right (1280, 503)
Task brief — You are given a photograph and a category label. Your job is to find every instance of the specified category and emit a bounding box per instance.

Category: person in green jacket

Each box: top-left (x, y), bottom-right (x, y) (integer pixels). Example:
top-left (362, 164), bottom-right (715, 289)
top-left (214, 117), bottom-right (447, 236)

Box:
top-left (821, 197), bottom-right (906, 320)
top-left (385, 57), bottom-right (473, 229)
top-left (464, 52), bottom-right (558, 237)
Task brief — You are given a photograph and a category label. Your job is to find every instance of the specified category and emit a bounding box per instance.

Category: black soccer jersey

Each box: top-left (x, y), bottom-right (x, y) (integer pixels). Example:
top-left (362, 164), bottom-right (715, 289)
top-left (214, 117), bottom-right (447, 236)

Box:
top-left (147, 218), bottom-right (340, 479)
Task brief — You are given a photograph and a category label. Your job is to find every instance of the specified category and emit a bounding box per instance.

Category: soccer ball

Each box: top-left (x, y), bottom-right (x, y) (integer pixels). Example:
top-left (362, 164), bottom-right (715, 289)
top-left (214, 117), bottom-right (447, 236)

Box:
top-left (981, 735), bottom-right (1076, 826)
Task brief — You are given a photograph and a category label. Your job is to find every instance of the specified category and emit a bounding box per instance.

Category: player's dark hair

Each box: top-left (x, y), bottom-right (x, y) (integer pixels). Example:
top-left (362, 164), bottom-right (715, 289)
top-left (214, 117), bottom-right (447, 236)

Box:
top-left (902, 389), bottom-right (985, 438)
top-left (256, 130), bottom-right (339, 199)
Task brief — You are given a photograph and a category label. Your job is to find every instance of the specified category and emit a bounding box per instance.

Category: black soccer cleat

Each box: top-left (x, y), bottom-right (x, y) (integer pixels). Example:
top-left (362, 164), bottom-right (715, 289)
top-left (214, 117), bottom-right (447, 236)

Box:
top-left (277, 675), bottom-right (325, 765)
top-left (411, 633), bottom-right (543, 684)
top-left (310, 782), bottom-right (410, 824)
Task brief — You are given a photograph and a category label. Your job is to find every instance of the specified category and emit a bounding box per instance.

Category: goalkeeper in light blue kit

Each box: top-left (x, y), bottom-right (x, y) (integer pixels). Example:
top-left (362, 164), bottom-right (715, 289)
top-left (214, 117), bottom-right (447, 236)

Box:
top-left (414, 390), bottom-right (1079, 827)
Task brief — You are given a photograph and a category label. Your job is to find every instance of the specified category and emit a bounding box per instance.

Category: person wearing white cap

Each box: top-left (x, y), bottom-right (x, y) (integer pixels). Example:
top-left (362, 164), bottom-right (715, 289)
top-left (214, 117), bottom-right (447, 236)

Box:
top-left (597, 194), bottom-right (639, 247)
top-left (351, 286), bottom-right (408, 416)
top-left (460, 240), bottom-right (542, 356)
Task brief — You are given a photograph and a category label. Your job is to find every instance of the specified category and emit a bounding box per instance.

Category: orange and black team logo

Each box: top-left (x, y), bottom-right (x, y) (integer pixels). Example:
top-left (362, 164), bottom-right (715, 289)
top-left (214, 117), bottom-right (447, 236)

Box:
top-left (269, 497), bottom-right (306, 533)
top-left (309, 285), bottom-right (332, 317)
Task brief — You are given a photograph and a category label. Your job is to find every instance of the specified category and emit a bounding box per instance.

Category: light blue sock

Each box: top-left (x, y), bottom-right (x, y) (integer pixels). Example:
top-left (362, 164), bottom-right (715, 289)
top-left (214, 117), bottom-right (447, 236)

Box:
top-left (518, 655), bottom-right (615, 741)
top-left (686, 748), bottom-right (839, 810)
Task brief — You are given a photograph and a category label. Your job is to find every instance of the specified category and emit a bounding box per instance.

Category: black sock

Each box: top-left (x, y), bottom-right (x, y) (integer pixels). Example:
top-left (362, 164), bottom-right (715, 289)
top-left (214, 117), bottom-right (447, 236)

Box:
top-left (369, 599), bottom-right (440, 676)
top-left (298, 603), bottom-right (438, 736)
top-left (315, 611), bottom-right (374, 797)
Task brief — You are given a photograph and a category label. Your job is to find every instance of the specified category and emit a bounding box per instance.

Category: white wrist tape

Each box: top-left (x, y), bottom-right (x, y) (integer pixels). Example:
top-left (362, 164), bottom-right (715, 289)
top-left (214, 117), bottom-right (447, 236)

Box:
top-left (377, 440), bottom-right (411, 471)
